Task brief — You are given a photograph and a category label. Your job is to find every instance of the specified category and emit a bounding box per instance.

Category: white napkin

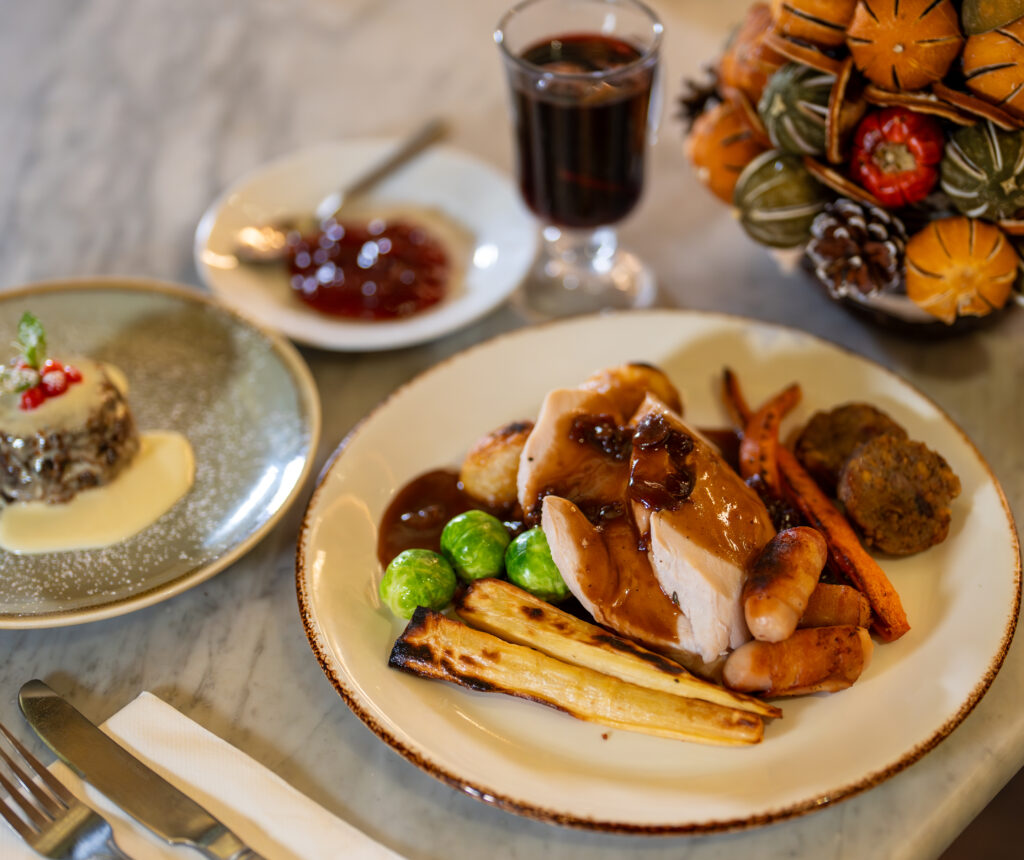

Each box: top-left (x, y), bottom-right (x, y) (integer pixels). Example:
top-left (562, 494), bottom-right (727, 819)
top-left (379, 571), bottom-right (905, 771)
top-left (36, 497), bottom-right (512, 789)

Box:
top-left (1, 692), bottom-right (403, 860)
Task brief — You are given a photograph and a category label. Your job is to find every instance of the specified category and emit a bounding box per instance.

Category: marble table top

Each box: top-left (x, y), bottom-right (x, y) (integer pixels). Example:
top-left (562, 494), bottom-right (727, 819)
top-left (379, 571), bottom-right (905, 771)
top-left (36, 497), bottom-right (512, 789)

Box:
top-left (1, 1), bottom-right (1021, 857)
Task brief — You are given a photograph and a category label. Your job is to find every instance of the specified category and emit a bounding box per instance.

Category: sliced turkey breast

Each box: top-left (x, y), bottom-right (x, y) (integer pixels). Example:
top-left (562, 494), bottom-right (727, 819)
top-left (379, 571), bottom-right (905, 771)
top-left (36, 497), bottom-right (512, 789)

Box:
top-left (525, 374), bottom-right (776, 674)
top-left (541, 495), bottom-right (698, 655)
top-left (630, 396), bottom-right (776, 661)
top-left (517, 388), bottom-right (631, 520)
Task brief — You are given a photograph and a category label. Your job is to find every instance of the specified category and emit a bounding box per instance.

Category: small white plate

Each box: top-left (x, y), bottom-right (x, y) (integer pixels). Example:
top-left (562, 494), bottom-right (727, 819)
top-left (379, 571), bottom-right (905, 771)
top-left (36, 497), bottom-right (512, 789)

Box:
top-left (195, 139), bottom-right (538, 351)
top-left (296, 310), bottom-right (1020, 833)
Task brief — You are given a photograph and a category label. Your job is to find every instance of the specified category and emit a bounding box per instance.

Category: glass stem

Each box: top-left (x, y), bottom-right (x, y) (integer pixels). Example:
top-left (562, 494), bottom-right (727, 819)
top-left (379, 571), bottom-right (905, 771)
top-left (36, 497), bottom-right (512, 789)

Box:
top-left (541, 226), bottom-right (619, 280)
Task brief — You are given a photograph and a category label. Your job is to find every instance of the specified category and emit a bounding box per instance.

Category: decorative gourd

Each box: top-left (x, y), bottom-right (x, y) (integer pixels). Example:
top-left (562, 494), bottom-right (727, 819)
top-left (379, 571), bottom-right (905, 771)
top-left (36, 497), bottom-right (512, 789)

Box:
top-left (733, 150), bottom-right (832, 247)
top-left (961, 0), bottom-right (1024, 35)
top-left (687, 100), bottom-right (769, 203)
top-left (847, 0), bottom-right (964, 91)
top-left (941, 122), bottom-right (1024, 220)
top-left (963, 18), bottom-right (1024, 118)
top-left (851, 108), bottom-right (945, 208)
top-left (758, 64), bottom-right (834, 156)
top-left (719, 2), bottom-right (788, 104)
top-left (769, 0), bottom-right (858, 48)
top-left (905, 217), bottom-right (1018, 322)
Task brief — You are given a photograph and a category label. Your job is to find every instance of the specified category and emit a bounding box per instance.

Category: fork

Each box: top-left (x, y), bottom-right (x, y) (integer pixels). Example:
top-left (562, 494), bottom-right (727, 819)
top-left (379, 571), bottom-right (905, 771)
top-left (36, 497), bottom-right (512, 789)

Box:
top-left (0, 721), bottom-right (130, 859)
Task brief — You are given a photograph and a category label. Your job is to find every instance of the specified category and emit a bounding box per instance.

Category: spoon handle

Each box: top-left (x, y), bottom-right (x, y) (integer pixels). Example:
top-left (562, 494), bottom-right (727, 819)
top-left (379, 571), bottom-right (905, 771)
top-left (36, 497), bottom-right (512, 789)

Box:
top-left (315, 117), bottom-right (448, 222)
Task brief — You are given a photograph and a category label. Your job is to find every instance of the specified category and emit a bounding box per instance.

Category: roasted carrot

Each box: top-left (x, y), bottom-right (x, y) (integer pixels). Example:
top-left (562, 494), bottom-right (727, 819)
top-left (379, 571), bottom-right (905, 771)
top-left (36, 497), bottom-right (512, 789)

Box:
top-left (778, 447), bottom-right (909, 642)
top-left (722, 369), bottom-right (909, 642)
top-left (722, 367), bottom-right (752, 428)
top-left (738, 383), bottom-right (801, 494)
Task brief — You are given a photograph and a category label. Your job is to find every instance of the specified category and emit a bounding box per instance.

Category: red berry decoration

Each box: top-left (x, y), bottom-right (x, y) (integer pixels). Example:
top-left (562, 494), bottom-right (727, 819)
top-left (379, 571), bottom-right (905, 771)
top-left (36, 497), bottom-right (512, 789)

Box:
top-left (3, 314), bottom-right (86, 409)
top-left (41, 369), bottom-right (68, 396)
top-left (850, 108), bottom-right (945, 208)
top-left (20, 385), bottom-right (45, 411)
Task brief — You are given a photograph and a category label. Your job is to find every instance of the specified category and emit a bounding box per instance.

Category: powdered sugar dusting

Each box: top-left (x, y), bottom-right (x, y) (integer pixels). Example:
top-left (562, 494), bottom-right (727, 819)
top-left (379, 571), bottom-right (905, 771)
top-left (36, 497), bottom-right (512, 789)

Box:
top-left (0, 286), bottom-right (315, 620)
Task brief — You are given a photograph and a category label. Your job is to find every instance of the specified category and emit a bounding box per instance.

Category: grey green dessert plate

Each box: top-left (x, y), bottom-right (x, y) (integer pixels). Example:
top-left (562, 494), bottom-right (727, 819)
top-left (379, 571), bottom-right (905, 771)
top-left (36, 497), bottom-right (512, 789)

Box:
top-left (0, 278), bottom-right (321, 628)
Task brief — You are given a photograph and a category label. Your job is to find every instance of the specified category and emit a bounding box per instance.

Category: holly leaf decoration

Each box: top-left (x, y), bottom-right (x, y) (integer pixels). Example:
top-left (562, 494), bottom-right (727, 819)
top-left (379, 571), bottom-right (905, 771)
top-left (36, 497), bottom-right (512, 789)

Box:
top-left (17, 312), bottom-right (46, 369)
top-left (1, 312), bottom-right (46, 395)
top-left (0, 365), bottom-right (40, 394)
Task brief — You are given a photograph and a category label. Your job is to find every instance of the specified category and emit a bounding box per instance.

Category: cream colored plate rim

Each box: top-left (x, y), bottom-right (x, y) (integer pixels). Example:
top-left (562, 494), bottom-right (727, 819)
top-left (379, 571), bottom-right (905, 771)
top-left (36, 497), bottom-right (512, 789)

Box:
top-left (296, 309), bottom-right (1019, 833)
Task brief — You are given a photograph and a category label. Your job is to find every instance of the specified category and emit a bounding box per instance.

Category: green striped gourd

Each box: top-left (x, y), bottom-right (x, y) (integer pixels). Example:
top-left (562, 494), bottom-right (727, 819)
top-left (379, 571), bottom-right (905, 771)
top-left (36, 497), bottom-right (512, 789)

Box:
top-left (733, 150), bottom-right (832, 247)
top-left (940, 121), bottom-right (1024, 220)
top-left (758, 63), bottom-right (834, 157)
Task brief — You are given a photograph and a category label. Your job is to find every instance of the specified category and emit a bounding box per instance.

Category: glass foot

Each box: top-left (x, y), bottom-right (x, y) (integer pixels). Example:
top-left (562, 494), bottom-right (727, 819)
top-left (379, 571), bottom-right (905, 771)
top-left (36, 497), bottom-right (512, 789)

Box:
top-left (514, 226), bottom-right (656, 320)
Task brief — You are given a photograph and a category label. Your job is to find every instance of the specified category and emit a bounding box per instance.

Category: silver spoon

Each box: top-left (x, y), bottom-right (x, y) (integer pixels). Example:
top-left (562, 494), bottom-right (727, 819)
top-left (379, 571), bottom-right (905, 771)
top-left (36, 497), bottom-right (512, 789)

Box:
top-left (234, 117), bottom-right (448, 264)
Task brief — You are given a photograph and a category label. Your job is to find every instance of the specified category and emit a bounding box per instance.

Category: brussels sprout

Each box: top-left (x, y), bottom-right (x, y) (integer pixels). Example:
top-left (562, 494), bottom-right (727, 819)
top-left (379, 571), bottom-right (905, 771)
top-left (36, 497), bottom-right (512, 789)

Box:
top-left (379, 549), bottom-right (457, 619)
top-left (504, 527), bottom-right (569, 603)
top-left (440, 510), bottom-right (511, 582)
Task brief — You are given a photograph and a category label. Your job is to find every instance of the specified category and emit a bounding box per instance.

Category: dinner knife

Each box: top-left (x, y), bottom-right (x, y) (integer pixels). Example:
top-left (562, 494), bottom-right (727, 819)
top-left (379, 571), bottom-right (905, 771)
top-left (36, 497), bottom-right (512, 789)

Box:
top-left (18, 679), bottom-right (264, 860)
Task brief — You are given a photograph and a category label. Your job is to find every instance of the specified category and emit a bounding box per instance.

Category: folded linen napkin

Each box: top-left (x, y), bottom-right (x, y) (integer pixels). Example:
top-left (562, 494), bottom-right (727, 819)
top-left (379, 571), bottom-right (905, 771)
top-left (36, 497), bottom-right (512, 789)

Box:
top-left (0, 692), bottom-right (403, 859)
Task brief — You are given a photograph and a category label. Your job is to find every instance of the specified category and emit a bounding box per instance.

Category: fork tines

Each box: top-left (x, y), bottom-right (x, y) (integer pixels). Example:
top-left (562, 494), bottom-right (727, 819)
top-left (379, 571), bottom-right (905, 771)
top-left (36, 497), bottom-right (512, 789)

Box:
top-left (0, 721), bottom-right (73, 839)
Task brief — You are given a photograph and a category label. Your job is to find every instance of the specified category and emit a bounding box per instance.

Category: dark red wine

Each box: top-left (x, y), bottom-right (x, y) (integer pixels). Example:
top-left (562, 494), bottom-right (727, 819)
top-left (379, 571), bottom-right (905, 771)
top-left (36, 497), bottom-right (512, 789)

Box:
top-left (512, 33), bottom-right (654, 229)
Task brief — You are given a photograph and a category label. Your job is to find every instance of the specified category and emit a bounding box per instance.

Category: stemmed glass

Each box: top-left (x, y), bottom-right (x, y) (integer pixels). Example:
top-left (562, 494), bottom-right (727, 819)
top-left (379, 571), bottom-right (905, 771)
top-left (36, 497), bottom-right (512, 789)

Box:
top-left (495, 0), bottom-right (663, 318)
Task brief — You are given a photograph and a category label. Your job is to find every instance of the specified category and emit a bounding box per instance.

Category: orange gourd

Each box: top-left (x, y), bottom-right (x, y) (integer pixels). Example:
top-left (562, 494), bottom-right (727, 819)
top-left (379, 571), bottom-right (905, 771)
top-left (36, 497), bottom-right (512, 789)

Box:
top-left (846, 0), bottom-right (964, 91)
top-left (687, 100), bottom-right (769, 203)
top-left (963, 18), bottom-right (1024, 118)
top-left (905, 217), bottom-right (1019, 322)
top-left (770, 0), bottom-right (857, 48)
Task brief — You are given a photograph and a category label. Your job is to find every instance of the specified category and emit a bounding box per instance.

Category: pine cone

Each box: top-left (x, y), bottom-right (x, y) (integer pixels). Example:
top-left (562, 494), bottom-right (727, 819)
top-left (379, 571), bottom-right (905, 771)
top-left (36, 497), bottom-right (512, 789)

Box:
top-left (806, 198), bottom-right (908, 298)
top-left (677, 66), bottom-right (720, 132)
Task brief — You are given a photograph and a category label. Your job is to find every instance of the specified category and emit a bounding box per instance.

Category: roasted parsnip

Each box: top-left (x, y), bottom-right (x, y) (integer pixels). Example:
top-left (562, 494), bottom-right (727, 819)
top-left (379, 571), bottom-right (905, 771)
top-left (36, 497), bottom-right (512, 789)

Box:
top-left (455, 578), bottom-right (780, 719)
top-left (390, 607), bottom-right (764, 746)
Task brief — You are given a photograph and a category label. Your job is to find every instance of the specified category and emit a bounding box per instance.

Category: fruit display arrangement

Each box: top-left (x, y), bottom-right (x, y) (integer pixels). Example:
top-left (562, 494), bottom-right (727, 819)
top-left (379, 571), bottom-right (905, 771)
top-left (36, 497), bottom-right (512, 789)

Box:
top-left (682, 0), bottom-right (1024, 331)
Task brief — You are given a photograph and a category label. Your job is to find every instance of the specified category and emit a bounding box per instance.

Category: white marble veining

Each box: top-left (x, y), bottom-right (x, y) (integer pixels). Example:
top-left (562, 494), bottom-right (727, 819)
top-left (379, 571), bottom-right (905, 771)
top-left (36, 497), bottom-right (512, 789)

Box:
top-left (1, 1), bottom-right (1022, 858)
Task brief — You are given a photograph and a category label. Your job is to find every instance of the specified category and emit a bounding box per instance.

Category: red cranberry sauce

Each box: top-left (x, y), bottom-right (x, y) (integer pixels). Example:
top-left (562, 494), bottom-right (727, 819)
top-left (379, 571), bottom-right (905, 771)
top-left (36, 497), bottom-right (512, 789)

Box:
top-left (287, 218), bottom-right (449, 320)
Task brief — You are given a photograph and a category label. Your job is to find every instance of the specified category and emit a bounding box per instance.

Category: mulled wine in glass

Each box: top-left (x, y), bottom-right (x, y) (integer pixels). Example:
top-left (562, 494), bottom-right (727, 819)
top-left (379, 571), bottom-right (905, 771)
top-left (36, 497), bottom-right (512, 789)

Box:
top-left (496, 0), bottom-right (662, 318)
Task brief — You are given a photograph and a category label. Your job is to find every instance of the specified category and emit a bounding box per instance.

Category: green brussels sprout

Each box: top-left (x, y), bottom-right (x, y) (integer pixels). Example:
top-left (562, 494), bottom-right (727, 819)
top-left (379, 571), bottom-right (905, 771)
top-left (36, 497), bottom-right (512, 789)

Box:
top-left (440, 510), bottom-right (511, 582)
top-left (379, 549), bottom-right (456, 619)
top-left (504, 527), bottom-right (569, 603)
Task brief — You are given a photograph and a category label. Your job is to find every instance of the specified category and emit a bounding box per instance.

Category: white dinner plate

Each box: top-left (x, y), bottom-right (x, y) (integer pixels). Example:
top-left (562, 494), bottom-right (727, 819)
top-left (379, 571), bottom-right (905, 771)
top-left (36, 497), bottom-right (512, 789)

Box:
top-left (296, 310), bottom-right (1019, 833)
top-left (194, 139), bottom-right (537, 351)
top-left (0, 278), bottom-right (321, 628)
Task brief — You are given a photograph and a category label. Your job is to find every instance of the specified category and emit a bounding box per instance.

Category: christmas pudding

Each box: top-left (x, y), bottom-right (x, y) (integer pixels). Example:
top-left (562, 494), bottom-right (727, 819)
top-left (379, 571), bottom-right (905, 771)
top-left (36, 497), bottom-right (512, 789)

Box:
top-left (0, 313), bottom-right (139, 505)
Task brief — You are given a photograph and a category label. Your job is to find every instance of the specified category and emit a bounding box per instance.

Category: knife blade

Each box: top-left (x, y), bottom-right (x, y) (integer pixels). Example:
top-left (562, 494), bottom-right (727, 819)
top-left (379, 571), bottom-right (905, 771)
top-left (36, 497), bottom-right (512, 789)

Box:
top-left (19, 679), bottom-right (263, 860)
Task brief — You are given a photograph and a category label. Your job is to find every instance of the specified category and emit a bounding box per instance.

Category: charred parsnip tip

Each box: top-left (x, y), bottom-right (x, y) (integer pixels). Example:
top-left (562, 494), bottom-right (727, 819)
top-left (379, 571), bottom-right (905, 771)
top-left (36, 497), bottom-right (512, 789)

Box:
top-left (456, 578), bottom-right (781, 719)
top-left (799, 583), bottom-right (872, 629)
top-left (390, 607), bottom-right (765, 746)
top-left (722, 625), bottom-right (874, 697)
top-left (743, 527), bottom-right (828, 643)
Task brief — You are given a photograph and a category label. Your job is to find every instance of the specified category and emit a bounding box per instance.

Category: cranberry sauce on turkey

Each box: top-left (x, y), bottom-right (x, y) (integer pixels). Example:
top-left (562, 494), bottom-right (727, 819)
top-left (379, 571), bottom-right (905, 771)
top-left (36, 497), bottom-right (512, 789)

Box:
top-left (526, 381), bottom-right (775, 677)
